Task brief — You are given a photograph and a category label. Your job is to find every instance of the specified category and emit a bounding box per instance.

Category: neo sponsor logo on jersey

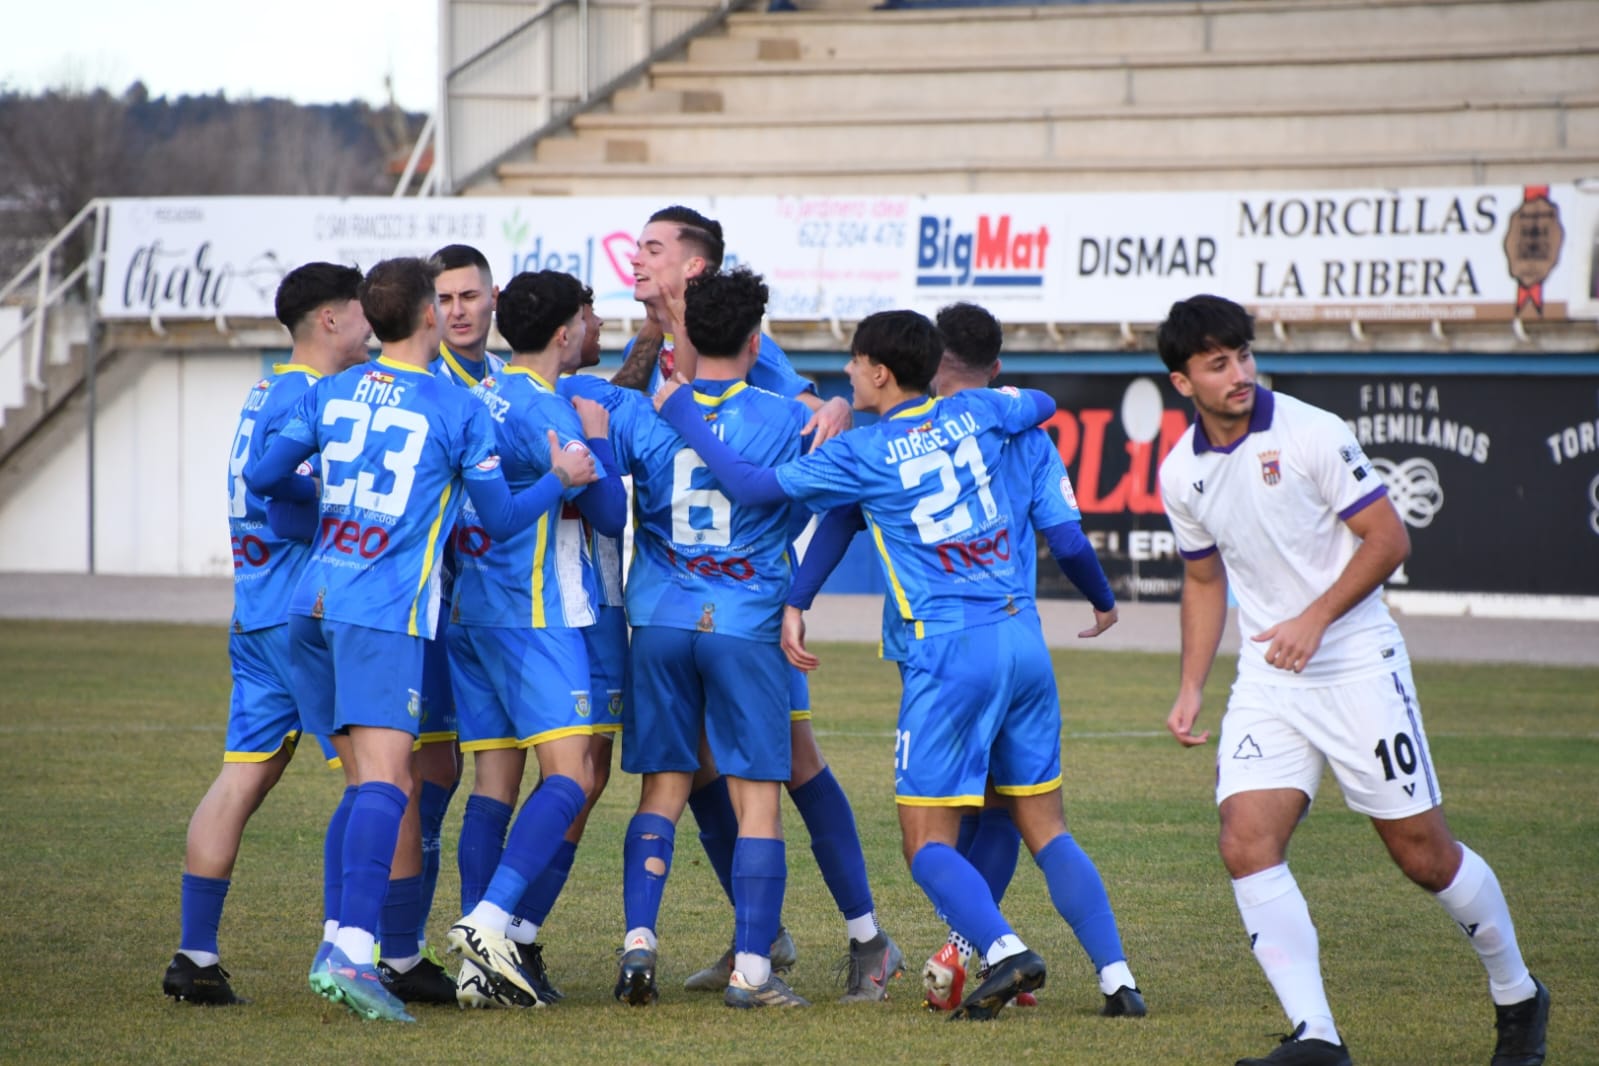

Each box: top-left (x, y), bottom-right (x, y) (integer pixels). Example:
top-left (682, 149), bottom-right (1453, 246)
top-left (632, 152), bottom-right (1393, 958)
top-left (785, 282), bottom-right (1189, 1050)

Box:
top-left (916, 214), bottom-right (1050, 289)
top-left (935, 527), bottom-right (1011, 574)
top-left (319, 517), bottom-right (392, 558)
top-left (665, 546), bottom-right (757, 581)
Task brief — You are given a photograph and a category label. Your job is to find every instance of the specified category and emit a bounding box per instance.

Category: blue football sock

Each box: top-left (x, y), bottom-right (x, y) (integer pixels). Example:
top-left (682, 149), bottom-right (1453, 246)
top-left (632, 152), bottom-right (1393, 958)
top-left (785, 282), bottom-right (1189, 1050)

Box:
top-left (458, 794), bottom-right (513, 914)
top-left (339, 781), bottom-right (408, 938)
top-left (179, 873), bottom-right (230, 955)
top-left (955, 811), bottom-right (981, 855)
top-left (790, 766), bottom-right (874, 921)
top-left (910, 842), bottom-right (1014, 954)
top-left (1036, 832), bottom-right (1127, 970)
top-left (481, 775), bottom-right (586, 914)
top-left (966, 807), bottom-right (1022, 905)
top-left (732, 837), bottom-right (787, 958)
top-left (622, 812), bottom-right (677, 934)
top-left (323, 785), bottom-right (358, 923)
top-left (686, 777), bottom-right (738, 906)
top-left (380, 874), bottom-right (423, 962)
top-left (516, 839), bottom-right (577, 927)
top-left (417, 779), bottom-right (456, 941)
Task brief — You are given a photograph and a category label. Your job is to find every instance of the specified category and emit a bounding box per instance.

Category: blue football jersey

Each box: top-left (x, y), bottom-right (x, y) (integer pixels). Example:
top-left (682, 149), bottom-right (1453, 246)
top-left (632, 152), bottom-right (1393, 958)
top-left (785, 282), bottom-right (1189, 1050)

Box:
top-left (880, 421), bottom-right (1080, 660)
top-left (558, 373), bottom-right (634, 609)
top-left (435, 341), bottom-right (505, 389)
top-left (279, 355), bottom-right (502, 639)
top-left (452, 367), bottom-right (604, 629)
top-left (640, 332), bottom-right (814, 400)
top-left (776, 388), bottom-right (1039, 641)
top-left (611, 379), bottom-right (808, 641)
top-left (227, 363), bottom-right (322, 633)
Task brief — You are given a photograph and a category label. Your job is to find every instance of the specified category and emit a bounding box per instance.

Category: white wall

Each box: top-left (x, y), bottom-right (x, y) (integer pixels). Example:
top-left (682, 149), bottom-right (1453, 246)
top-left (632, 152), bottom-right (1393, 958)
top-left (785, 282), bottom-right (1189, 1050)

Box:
top-left (0, 350), bottom-right (269, 575)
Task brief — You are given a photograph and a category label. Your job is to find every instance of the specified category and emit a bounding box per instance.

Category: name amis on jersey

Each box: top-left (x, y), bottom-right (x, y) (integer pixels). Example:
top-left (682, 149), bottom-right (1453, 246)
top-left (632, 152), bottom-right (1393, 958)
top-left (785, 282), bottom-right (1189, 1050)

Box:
top-left (884, 410), bottom-right (981, 465)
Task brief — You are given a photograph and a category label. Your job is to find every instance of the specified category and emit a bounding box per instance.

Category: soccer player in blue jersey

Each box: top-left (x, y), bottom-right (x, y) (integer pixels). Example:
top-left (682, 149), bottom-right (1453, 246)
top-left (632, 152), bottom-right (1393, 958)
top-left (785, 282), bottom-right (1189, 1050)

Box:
top-left (162, 262), bottom-right (370, 1006)
top-left (593, 267), bottom-right (812, 1008)
top-left (245, 256), bottom-right (598, 1023)
top-left (610, 206), bottom-right (897, 993)
top-left (656, 309), bottom-right (1100, 1021)
top-left (445, 270), bottom-right (627, 1008)
top-left (782, 302), bottom-right (1145, 1019)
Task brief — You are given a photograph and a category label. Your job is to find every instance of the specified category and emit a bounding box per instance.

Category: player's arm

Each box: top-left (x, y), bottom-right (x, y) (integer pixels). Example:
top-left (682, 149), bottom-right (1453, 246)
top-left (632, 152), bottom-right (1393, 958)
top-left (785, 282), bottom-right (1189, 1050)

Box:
top-left (267, 498), bottom-right (319, 543)
top-left (1039, 520), bottom-right (1118, 637)
top-left (244, 433), bottom-right (318, 501)
top-left (570, 397), bottom-right (627, 537)
top-left (780, 504), bottom-right (866, 671)
top-left (1251, 493), bottom-right (1410, 674)
top-left (654, 382), bottom-right (790, 506)
top-left (1169, 549), bottom-right (1227, 747)
top-left (607, 318), bottom-right (665, 392)
top-left (795, 392), bottom-right (852, 449)
top-left (465, 430), bottom-right (597, 539)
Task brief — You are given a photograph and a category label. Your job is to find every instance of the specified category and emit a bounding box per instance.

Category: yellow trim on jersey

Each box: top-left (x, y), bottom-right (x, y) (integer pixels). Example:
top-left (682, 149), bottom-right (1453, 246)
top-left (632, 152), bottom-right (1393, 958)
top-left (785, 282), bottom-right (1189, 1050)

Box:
top-left (272, 362), bottom-right (323, 379)
top-left (889, 396), bottom-right (937, 420)
top-left (501, 365), bottom-right (555, 392)
top-left (591, 723), bottom-right (623, 735)
top-left (517, 723), bottom-right (595, 748)
top-left (789, 710), bottom-right (814, 722)
top-left (461, 737), bottom-right (523, 754)
top-left (870, 519), bottom-right (923, 639)
top-left (692, 380), bottom-right (748, 407)
top-left (437, 343), bottom-right (486, 386)
top-left (408, 482), bottom-right (455, 637)
top-left (530, 514), bottom-right (550, 628)
top-left (377, 354), bottom-right (432, 375)
top-left (994, 776), bottom-right (1063, 798)
top-left (895, 793), bottom-right (986, 808)
top-left (221, 731), bottom-right (300, 763)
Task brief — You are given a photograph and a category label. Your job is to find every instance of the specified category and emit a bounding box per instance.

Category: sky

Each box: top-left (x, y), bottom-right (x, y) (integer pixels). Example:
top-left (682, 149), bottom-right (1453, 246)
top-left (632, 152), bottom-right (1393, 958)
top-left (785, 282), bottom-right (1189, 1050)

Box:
top-left (4, 0), bottom-right (439, 112)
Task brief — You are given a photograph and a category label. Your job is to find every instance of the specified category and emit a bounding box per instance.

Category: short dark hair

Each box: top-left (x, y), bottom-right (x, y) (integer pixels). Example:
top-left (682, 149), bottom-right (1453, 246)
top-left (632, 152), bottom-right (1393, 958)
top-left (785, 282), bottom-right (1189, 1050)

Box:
top-left (359, 258), bottom-right (440, 343)
top-left (935, 302), bottom-right (1002, 371)
top-left (430, 243), bottom-right (492, 280)
top-left (648, 205), bottom-right (724, 272)
top-left (1156, 295), bottom-right (1256, 374)
top-left (274, 262), bottom-right (363, 337)
top-left (684, 267), bottom-right (767, 358)
top-left (495, 270), bottom-right (593, 354)
top-left (850, 310), bottom-right (942, 395)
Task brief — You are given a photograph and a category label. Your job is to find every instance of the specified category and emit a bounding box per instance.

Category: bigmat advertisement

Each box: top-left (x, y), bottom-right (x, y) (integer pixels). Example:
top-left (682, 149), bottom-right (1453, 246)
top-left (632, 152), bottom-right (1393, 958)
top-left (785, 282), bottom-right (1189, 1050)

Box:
top-left (1015, 374), bottom-right (1599, 602)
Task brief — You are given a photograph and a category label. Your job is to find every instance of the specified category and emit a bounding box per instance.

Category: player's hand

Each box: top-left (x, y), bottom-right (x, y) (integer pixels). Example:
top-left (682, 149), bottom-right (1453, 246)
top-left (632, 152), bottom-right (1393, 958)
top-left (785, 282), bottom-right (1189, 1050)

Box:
top-left (653, 372), bottom-right (690, 412)
top-left (572, 396), bottom-right (609, 439)
top-left (802, 395), bottom-right (852, 449)
top-left (1166, 689), bottom-right (1210, 747)
top-left (1078, 605), bottom-right (1118, 638)
top-left (781, 605), bottom-right (820, 671)
top-left (547, 429), bottom-right (598, 487)
top-left (1251, 612), bottom-right (1327, 674)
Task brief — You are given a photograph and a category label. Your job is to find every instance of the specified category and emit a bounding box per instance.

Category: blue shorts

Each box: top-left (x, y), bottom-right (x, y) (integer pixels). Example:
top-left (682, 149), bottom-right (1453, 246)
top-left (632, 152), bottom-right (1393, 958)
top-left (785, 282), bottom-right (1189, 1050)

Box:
top-left (224, 625), bottom-right (302, 762)
top-left (788, 664), bottom-right (811, 722)
top-left (418, 617), bottom-right (458, 743)
top-left (450, 623), bottom-right (593, 751)
top-left (894, 617), bottom-right (1061, 806)
top-left (289, 615), bottom-right (425, 737)
top-left (583, 604), bottom-right (628, 735)
top-left (624, 626), bottom-right (790, 781)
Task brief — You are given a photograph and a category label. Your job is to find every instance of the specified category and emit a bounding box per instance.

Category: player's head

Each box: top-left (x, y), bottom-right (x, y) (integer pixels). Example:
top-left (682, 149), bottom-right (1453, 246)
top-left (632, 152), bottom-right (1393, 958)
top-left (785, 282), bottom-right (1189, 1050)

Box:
top-left (684, 266), bottom-right (767, 360)
top-left (577, 290), bottom-right (603, 369)
top-left (631, 205), bottom-right (724, 305)
top-left (360, 257), bottom-right (442, 345)
top-left (274, 262), bottom-right (369, 364)
top-left (496, 270), bottom-right (593, 368)
top-left (431, 243), bottom-right (497, 355)
top-left (933, 302), bottom-right (1003, 394)
top-left (1157, 294), bottom-right (1257, 422)
top-left (846, 310), bottom-right (941, 410)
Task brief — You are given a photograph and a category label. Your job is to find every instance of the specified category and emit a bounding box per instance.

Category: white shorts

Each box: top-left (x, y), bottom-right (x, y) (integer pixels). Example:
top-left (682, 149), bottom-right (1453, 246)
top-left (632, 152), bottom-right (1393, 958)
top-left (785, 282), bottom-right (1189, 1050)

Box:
top-left (1215, 665), bottom-right (1442, 820)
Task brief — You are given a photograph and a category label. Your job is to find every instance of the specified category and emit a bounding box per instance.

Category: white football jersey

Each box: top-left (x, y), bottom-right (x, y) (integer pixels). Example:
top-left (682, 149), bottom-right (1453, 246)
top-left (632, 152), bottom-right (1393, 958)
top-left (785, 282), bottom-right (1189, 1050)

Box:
top-left (1159, 386), bottom-right (1407, 684)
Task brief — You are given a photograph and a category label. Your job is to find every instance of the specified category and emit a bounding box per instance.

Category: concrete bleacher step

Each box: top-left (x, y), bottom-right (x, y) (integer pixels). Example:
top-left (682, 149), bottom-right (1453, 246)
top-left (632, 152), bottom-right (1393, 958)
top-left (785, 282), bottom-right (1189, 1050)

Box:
top-left (644, 39), bottom-right (1599, 113)
top-left (685, 35), bottom-right (801, 63)
top-left (533, 135), bottom-right (649, 164)
top-left (609, 87), bottom-right (723, 115)
top-left (491, 144), bottom-right (1599, 197)
top-left (725, 0), bottom-right (1597, 61)
top-left (570, 95), bottom-right (1599, 165)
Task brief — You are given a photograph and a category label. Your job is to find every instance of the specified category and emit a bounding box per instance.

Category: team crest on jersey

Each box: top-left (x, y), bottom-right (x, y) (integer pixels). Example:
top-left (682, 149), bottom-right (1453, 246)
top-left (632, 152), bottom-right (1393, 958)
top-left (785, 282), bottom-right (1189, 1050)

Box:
top-left (607, 691), bottom-right (624, 717)
top-left (1059, 475), bottom-right (1078, 510)
top-left (1258, 450), bottom-right (1282, 486)
top-left (407, 689), bottom-right (422, 719)
top-left (574, 692), bottom-right (591, 718)
top-left (697, 602), bottom-right (716, 632)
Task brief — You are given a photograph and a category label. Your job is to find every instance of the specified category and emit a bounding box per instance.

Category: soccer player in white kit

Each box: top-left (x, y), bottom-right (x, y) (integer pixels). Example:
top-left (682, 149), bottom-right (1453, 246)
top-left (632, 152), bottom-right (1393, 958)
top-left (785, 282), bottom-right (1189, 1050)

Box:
top-left (1155, 295), bottom-right (1548, 1066)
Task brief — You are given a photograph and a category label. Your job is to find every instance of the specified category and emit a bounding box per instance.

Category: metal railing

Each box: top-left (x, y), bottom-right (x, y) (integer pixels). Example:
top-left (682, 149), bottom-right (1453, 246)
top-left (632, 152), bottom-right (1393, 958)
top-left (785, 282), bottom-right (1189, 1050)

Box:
top-left (426, 0), bottom-right (750, 195)
top-left (0, 199), bottom-right (105, 394)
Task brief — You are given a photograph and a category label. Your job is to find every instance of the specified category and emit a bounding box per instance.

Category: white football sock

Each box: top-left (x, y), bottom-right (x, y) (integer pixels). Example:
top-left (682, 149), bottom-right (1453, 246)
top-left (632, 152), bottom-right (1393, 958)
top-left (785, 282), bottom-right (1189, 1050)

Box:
top-left (1233, 864), bottom-right (1340, 1046)
top-left (1433, 844), bottom-right (1537, 1005)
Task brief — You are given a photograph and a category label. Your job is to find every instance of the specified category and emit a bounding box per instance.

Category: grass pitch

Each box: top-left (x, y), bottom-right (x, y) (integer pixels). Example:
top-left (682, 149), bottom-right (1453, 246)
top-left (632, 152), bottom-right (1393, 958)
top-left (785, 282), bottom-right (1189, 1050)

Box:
top-left (0, 619), bottom-right (1593, 1065)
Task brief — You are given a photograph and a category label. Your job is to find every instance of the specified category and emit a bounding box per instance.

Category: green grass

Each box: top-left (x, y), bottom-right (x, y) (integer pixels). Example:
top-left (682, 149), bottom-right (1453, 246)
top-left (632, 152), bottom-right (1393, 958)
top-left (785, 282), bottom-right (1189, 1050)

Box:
top-left (0, 620), bottom-right (1593, 1065)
